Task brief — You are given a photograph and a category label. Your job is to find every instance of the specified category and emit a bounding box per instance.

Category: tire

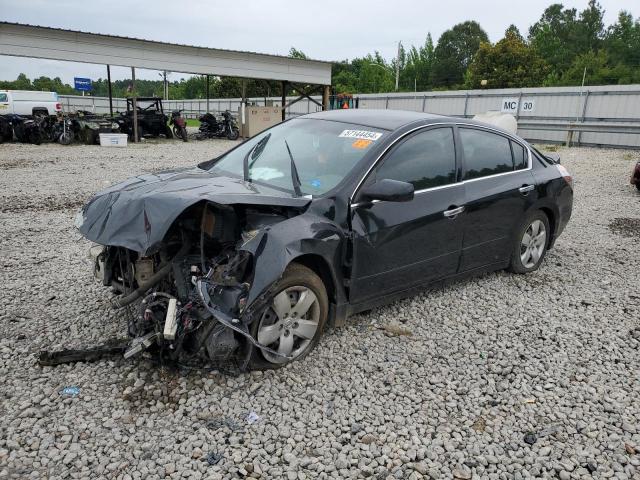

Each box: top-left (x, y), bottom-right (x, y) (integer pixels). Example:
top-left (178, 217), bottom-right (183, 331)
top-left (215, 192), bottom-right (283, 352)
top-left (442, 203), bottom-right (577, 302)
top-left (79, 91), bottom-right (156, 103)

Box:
top-left (249, 263), bottom-right (328, 369)
top-left (180, 126), bottom-right (188, 142)
top-left (508, 210), bottom-right (550, 274)
top-left (58, 132), bottom-right (73, 145)
top-left (227, 127), bottom-right (239, 140)
top-left (165, 125), bottom-right (174, 139)
top-left (29, 129), bottom-right (42, 145)
top-left (635, 183), bottom-right (640, 192)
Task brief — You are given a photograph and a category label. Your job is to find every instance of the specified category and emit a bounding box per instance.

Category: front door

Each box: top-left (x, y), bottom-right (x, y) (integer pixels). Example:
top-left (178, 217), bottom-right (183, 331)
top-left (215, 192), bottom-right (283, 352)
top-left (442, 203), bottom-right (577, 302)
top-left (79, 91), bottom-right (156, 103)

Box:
top-left (349, 126), bottom-right (465, 305)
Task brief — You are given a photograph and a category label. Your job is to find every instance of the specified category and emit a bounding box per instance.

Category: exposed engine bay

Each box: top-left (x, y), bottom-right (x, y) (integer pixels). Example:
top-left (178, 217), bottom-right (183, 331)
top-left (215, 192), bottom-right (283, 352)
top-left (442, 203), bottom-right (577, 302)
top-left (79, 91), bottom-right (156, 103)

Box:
top-left (87, 202), bottom-right (300, 372)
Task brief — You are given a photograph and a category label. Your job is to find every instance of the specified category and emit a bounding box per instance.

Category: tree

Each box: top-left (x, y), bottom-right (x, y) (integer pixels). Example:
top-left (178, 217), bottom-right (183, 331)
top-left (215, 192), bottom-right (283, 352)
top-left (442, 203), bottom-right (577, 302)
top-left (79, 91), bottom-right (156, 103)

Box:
top-left (466, 27), bottom-right (548, 89)
top-left (529, 4), bottom-right (580, 76)
top-left (576, 0), bottom-right (605, 52)
top-left (431, 21), bottom-right (489, 88)
top-left (605, 11), bottom-right (640, 68)
top-left (288, 47), bottom-right (308, 59)
top-left (529, 1), bottom-right (605, 81)
top-left (399, 34), bottom-right (435, 91)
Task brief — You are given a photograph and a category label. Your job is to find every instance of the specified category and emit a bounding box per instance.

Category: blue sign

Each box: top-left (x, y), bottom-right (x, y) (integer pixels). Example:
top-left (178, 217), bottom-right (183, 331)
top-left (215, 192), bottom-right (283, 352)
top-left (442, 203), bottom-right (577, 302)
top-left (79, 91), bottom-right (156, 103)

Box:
top-left (74, 77), bottom-right (92, 91)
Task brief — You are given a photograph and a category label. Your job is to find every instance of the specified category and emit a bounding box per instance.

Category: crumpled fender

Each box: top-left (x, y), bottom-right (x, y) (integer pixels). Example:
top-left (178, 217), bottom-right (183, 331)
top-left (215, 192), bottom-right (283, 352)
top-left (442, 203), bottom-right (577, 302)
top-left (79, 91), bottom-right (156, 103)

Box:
top-left (239, 211), bottom-right (346, 307)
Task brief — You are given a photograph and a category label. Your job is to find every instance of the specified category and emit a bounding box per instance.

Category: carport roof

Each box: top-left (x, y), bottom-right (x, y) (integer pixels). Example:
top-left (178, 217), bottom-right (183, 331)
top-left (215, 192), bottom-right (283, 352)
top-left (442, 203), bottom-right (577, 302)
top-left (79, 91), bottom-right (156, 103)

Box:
top-left (0, 22), bottom-right (332, 85)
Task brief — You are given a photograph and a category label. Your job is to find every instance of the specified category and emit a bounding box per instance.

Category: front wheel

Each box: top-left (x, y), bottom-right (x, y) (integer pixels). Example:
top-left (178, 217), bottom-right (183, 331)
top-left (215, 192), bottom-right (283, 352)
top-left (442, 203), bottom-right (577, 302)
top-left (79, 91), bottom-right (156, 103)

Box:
top-left (179, 126), bottom-right (188, 142)
top-left (508, 211), bottom-right (550, 274)
top-left (58, 132), bottom-right (73, 145)
top-left (250, 263), bottom-right (327, 369)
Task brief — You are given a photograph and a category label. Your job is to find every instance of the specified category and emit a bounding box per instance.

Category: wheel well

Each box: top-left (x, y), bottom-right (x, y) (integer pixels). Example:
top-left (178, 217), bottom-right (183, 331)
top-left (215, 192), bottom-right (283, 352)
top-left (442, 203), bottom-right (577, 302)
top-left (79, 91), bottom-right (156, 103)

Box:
top-left (32, 108), bottom-right (48, 116)
top-left (539, 207), bottom-right (556, 246)
top-left (292, 255), bottom-right (336, 304)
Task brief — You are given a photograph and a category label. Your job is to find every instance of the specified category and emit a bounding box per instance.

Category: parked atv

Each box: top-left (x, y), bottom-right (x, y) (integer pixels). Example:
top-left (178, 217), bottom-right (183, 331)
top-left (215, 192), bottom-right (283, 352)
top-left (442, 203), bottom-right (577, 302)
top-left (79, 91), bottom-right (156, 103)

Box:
top-left (74, 111), bottom-right (119, 145)
top-left (115, 97), bottom-right (172, 141)
top-left (170, 110), bottom-right (188, 142)
top-left (196, 111), bottom-right (239, 140)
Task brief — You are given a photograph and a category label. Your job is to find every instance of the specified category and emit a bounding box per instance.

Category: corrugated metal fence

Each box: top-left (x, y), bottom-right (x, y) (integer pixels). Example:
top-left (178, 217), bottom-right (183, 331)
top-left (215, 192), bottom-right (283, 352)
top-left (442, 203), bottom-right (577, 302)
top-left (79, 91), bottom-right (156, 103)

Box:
top-left (60, 84), bottom-right (640, 148)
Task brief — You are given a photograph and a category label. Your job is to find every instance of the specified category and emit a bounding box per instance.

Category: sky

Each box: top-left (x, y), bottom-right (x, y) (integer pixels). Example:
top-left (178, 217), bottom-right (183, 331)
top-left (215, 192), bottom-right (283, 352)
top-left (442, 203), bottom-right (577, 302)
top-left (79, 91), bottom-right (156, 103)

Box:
top-left (0, 0), bottom-right (636, 84)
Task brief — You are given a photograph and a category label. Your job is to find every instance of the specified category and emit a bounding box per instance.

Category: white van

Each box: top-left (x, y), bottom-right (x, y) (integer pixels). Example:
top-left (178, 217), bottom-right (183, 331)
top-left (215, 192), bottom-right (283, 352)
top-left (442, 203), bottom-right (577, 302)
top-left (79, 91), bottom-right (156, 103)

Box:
top-left (0, 90), bottom-right (62, 116)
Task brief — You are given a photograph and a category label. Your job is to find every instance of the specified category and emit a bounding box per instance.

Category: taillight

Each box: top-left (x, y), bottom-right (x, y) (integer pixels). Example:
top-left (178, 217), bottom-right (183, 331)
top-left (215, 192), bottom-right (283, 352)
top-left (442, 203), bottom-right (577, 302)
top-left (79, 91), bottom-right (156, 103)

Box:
top-left (556, 164), bottom-right (573, 188)
top-left (55, 103), bottom-right (62, 110)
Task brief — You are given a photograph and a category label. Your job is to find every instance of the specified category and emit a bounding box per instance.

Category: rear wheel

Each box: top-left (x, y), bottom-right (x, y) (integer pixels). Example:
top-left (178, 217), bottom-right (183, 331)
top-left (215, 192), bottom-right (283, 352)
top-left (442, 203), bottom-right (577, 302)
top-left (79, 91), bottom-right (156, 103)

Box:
top-left (250, 263), bottom-right (327, 368)
top-left (508, 211), bottom-right (550, 273)
top-left (227, 127), bottom-right (239, 140)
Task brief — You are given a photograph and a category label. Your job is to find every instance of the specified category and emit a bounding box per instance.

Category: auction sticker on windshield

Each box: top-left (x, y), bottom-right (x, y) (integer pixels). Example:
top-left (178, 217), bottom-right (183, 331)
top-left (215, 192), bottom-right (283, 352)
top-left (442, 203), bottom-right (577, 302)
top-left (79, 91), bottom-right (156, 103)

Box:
top-left (351, 139), bottom-right (373, 149)
top-left (339, 130), bottom-right (383, 141)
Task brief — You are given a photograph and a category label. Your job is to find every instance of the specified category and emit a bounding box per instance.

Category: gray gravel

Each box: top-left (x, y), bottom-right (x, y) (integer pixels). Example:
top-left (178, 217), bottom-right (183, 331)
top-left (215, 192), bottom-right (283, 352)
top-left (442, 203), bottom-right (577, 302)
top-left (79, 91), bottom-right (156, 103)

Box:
top-left (1, 139), bottom-right (639, 480)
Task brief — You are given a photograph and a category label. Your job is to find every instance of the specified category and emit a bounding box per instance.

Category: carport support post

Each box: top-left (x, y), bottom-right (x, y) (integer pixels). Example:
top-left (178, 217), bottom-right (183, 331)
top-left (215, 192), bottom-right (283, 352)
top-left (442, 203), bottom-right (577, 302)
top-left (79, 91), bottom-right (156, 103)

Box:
top-left (107, 64), bottom-right (113, 118)
top-left (131, 67), bottom-right (138, 143)
top-left (206, 75), bottom-right (210, 113)
top-left (281, 81), bottom-right (287, 121)
top-left (322, 85), bottom-right (331, 111)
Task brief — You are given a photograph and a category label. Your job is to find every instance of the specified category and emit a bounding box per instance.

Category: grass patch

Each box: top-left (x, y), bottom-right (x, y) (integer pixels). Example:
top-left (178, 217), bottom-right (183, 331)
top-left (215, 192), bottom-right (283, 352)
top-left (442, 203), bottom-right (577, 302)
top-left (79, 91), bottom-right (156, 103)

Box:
top-left (185, 118), bottom-right (200, 127)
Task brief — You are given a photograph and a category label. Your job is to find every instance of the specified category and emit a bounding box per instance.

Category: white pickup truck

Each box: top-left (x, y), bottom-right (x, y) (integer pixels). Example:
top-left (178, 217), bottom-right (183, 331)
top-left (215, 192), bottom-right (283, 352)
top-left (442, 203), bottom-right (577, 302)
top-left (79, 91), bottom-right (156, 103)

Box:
top-left (0, 90), bottom-right (62, 116)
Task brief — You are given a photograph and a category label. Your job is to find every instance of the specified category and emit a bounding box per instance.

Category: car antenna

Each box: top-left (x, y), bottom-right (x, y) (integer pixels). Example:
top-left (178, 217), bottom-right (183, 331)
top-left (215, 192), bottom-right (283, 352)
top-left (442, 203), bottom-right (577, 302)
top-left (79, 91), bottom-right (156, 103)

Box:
top-left (284, 139), bottom-right (303, 197)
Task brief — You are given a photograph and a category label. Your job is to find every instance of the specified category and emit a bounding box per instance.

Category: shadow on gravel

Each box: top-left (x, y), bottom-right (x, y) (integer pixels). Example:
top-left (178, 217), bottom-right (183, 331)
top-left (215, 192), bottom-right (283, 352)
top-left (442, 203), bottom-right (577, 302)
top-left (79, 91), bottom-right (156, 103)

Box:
top-left (609, 217), bottom-right (640, 238)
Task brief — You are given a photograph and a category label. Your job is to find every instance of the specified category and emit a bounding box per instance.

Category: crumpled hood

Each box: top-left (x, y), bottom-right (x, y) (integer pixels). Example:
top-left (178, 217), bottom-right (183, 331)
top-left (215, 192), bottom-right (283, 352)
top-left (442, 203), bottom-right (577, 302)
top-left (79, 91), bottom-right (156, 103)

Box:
top-left (76, 166), bottom-right (310, 254)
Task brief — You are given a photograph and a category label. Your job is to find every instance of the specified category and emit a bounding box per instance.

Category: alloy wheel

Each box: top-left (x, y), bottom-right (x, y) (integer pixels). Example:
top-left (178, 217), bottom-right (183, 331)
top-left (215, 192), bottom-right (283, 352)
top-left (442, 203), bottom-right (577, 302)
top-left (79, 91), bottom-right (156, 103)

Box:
top-left (520, 219), bottom-right (547, 269)
top-left (257, 286), bottom-right (320, 364)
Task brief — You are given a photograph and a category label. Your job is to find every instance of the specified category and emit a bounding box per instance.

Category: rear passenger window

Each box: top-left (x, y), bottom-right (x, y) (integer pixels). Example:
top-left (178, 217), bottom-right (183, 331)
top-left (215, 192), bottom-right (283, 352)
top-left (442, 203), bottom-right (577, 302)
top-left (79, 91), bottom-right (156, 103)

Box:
top-left (460, 128), bottom-right (513, 180)
top-left (0, 93), bottom-right (7, 102)
top-left (376, 127), bottom-right (456, 190)
top-left (511, 141), bottom-right (528, 170)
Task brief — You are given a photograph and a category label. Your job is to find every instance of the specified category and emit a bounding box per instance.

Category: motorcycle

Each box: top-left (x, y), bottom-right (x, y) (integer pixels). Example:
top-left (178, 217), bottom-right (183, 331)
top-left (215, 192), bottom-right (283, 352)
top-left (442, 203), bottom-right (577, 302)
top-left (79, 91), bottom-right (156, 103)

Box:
top-left (196, 110), bottom-right (239, 140)
top-left (9, 115), bottom-right (42, 145)
top-left (169, 110), bottom-right (188, 142)
top-left (53, 117), bottom-right (74, 145)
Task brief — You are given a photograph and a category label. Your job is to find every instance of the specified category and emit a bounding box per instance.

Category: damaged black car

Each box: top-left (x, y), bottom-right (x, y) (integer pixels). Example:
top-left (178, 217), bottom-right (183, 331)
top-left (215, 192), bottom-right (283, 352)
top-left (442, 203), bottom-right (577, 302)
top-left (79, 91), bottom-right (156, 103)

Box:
top-left (74, 110), bottom-right (573, 370)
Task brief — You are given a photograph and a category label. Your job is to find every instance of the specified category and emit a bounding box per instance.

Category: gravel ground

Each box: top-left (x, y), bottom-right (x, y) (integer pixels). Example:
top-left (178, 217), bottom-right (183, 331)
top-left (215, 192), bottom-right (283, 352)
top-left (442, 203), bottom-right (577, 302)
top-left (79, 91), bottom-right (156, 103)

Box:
top-left (0, 139), bottom-right (639, 480)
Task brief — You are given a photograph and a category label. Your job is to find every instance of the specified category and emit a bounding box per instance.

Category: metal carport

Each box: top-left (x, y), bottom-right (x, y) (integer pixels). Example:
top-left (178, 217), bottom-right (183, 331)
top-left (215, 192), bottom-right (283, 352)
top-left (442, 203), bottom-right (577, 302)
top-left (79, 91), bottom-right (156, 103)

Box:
top-left (0, 22), bottom-right (332, 140)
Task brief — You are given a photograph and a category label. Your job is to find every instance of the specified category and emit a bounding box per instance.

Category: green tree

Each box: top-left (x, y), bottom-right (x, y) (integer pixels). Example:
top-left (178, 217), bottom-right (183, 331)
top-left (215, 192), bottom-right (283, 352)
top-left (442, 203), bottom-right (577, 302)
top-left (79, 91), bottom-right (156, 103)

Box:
top-left (288, 47), bottom-right (308, 59)
top-left (466, 27), bottom-right (548, 89)
top-left (431, 21), bottom-right (489, 87)
top-left (605, 11), bottom-right (640, 68)
top-left (399, 34), bottom-right (435, 91)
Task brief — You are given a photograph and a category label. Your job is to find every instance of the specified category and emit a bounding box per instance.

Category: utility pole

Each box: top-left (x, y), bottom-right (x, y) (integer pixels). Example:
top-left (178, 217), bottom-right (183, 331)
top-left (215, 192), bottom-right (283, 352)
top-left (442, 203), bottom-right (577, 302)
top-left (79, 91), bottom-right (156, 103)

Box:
top-left (395, 41), bottom-right (401, 91)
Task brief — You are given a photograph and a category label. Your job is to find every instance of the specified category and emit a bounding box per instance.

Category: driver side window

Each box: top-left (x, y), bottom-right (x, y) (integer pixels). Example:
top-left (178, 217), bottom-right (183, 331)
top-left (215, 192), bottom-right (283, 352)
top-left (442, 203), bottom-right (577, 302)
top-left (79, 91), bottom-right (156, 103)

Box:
top-left (376, 127), bottom-right (456, 190)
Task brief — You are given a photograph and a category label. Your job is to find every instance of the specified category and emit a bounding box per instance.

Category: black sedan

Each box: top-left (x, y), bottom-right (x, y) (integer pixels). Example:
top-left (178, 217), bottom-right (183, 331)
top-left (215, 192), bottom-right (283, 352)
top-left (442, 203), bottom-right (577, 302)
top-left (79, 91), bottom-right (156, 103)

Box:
top-left (76, 109), bottom-right (573, 370)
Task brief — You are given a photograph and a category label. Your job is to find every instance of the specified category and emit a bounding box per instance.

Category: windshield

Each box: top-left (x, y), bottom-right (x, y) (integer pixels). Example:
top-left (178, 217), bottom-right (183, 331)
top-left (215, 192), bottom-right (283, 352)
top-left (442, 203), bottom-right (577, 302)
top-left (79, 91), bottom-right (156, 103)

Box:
top-left (208, 118), bottom-right (387, 195)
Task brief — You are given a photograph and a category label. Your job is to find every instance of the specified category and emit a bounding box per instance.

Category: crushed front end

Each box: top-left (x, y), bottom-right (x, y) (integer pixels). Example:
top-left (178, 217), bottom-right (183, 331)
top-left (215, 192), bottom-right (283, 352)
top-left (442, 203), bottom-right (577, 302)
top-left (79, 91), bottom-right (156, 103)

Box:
top-left (87, 202), bottom-right (296, 372)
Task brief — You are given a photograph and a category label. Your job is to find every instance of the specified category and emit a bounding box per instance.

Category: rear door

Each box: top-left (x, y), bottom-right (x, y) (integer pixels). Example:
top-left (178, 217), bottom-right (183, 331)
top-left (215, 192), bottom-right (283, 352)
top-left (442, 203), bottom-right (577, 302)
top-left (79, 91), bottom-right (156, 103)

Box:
top-left (457, 126), bottom-right (537, 271)
top-left (349, 126), bottom-right (465, 304)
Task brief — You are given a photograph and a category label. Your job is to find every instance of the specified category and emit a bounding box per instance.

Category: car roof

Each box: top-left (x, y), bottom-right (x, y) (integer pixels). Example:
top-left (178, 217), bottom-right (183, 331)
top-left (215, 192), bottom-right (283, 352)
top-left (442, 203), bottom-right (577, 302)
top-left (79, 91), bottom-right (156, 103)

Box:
top-left (302, 109), bottom-right (523, 141)
top-left (301, 109), bottom-right (451, 130)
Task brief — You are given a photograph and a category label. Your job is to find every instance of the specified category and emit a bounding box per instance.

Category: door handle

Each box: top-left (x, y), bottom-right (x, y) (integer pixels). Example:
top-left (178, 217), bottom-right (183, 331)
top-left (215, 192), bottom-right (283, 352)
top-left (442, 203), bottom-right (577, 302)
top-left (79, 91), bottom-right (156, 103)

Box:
top-left (443, 206), bottom-right (465, 218)
top-left (519, 184), bottom-right (535, 194)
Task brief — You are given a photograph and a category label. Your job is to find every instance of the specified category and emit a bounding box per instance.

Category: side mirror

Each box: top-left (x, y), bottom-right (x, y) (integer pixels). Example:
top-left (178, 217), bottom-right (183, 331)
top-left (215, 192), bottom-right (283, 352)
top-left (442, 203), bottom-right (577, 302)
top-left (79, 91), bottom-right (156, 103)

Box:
top-left (360, 179), bottom-right (414, 203)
